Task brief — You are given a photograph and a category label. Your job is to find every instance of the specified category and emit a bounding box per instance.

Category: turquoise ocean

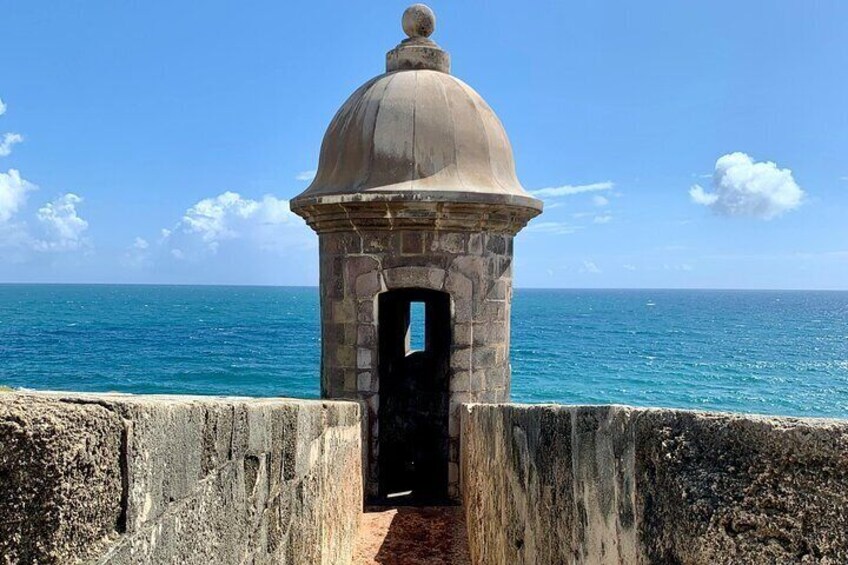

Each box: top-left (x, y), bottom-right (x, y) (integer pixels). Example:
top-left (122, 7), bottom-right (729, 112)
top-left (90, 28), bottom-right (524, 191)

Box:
top-left (1, 284), bottom-right (846, 418)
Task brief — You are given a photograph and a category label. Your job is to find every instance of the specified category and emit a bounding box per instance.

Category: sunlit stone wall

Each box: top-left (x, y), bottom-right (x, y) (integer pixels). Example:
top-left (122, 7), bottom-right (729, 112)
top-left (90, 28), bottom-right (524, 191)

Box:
top-left (461, 403), bottom-right (848, 564)
top-left (0, 393), bottom-right (362, 565)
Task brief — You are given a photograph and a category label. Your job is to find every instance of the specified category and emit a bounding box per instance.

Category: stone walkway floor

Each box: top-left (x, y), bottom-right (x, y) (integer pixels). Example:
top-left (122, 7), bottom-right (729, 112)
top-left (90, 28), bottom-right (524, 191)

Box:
top-left (353, 506), bottom-right (471, 564)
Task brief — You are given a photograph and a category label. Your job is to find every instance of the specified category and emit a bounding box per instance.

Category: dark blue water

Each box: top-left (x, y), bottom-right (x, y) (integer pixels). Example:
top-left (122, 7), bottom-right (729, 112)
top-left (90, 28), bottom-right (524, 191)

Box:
top-left (1, 285), bottom-right (846, 418)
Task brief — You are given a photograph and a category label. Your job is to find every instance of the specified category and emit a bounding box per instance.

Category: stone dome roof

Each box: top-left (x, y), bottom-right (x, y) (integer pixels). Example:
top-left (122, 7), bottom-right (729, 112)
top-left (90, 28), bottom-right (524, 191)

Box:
top-left (291, 5), bottom-right (542, 216)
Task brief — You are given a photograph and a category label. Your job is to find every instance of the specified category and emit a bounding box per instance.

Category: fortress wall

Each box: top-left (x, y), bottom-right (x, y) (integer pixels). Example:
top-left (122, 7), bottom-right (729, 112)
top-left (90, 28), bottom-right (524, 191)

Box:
top-left (0, 393), bottom-right (362, 565)
top-left (461, 403), bottom-right (848, 564)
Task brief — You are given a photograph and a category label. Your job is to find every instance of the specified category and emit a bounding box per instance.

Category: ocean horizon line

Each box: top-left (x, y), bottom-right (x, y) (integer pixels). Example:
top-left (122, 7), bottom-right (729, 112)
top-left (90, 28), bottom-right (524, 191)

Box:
top-left (1, 281), bottom-right (847, 293)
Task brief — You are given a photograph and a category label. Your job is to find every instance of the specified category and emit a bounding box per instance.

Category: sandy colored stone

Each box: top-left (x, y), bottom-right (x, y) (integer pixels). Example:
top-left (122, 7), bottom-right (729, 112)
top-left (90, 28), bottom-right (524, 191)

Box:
top-left (461, 403), bottom-right (848, 565)
top-left (0, 396), bottom-right (124, 564)
top-left (0, 392), bottom-right (362, 565)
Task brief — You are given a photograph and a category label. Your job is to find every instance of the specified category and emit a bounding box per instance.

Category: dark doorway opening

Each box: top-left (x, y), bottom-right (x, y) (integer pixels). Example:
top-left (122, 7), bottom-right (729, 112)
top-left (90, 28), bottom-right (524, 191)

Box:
top-left (377, 288), bottom-right (451, 505)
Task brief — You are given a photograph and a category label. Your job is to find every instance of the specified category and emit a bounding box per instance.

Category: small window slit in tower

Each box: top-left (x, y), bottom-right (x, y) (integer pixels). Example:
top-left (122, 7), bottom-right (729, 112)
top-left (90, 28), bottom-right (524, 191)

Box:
top-left (407, 301), bottom-right (426, 353)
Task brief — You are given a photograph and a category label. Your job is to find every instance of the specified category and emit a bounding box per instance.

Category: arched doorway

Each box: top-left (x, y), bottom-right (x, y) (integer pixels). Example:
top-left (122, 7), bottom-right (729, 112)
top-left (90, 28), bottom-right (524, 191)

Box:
top-left (377, 288), bottom-right (451, 504)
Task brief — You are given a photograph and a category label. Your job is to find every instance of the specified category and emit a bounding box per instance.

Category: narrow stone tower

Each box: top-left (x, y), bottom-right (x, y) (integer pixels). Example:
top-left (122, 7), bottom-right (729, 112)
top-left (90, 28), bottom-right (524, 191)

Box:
top-left (291, 4), bottom-right (542, 503)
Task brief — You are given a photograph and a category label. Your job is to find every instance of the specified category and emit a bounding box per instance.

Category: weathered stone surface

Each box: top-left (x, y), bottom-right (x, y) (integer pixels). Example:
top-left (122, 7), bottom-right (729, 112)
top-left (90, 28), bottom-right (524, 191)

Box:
top-left (0, 395), bottom-right (124, 564)
top-left (461, 403), bottom-right (848, 564)
top-left (0, 392), bottom-right (362, 565)
top-left (316, 228), bottom-right (518, 500)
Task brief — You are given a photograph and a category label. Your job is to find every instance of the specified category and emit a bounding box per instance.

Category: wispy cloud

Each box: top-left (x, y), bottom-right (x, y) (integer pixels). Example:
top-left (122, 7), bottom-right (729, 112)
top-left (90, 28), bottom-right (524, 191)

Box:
top-left (592, 195), bottom-right (609, 207)
top-left (0, 133), bottom-right (23, 157)
top-left (122, 237), bottom-right (151, 269)
top-left (580, 260), bottom-right (601, 274)
top-left (530, 181), bottom-right (614, 199)
top-left (689, 152), bottom-right (804, 219)
top-left (526, 221), bottom-right (580, 235)
top-left (0, 99), bottom-right (23, 158)
top-left (295, 169), bottom-right (317, 182)
top-left (593, 215), bottom-right (612, 224)
top-left (663, 263), bottom-right (694, 272)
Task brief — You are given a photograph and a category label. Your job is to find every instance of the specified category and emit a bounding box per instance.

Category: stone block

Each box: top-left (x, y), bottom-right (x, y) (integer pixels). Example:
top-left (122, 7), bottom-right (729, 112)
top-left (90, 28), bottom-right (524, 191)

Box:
top-left (432, 231), bottom-right (467, 254)
top-left (444, 271), bottom-right (472, 299)
top-left (335, 345), bottom-right (356, 367)
top-left (451, 347), bottom-right (472, 370)
top-left (357, 299), bottom-right (375, 324)
top-left (453, 296), bottom-right (473, 323)
top-left (355, 271), bottom-right (382, 297)
top-left (400, 230), bottom-right (426, 255)
top-left (356, 324), bottom-right (376, 348)
top-left (361, 231), bottom-right (389, 253)
top-left (356, 348), bottom-right (373, 370)
top-left (343, 370), bottom-right (357, 393)
top-left (450, 370), bottom-right (471, 392)
top-left (0, 396), bottom-right (124, 564)
top-left (320, 232), bottom-right (362, 255)
top-left (487, 255), bottom-right (512, 280)
top-left (448, 256), bottom-right (487, 284)
top-left (471, 346), bottom-right (498, 369)
top-left (331, 300), bottom-right (356, 324)
top-left (453, 323), bottom-right (472, 346)
top-left (487, 280), bottom-right (508, 301)
top-left (476, 300), bottom-right (507, 322)
top-left (383, 266), bottom-right (445, 290)
top-left (468, 233), bottom-right (484, 255)
top-left (485, 233), bottom-right (507, 255)
top-left (345, 256), bottom-right (380, 289)
top-left (471, 321), bottom-right (507, 345)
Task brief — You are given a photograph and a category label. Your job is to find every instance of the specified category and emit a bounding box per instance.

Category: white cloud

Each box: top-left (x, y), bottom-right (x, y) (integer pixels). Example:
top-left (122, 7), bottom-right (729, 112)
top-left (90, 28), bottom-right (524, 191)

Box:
top-left (0, 169), bottom-right (37, 223)
top-left (525, 221), bottom-right (580, 235)
top-left (161, 191), bottom-right (311, 259)
top-left (592, 195), bottom-right (609, 207)
top-left (689, 152), bottom-right (804, 219)
top-left (33, 193), bottom-right (90, 251)
top-left (623, 264), bottom-right (637, 271)
top-left (122, 237), bottom-right (151, 268)
top-left (0, 98), bottom-right (6, 116)
top-left (531, 181), bottom-right (614, 199)
top-left (1, 171), bottom-right (93, 256)
top-left (593, 215), bottom-right (612, 224)
top-left (580, 260), bottom-right (601, 274)
top-left (0, 133), bottom-right (23, 157)
top-left (295, 170), bottom-right (317, 182)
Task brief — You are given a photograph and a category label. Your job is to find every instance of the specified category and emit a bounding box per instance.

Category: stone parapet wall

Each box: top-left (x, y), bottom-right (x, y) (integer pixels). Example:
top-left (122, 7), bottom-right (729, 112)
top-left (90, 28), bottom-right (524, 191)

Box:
top-left (0, 392), bottom-right (362, 565)
top-left (461, 403), bottom-right (848, 564)
top-left (320, 228), bottom-right (514, 499)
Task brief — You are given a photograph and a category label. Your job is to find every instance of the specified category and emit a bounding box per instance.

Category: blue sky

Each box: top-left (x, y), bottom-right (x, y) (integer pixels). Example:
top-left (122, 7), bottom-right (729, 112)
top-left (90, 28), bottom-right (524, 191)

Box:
top-left (1, 1), bottom-right (846, 289)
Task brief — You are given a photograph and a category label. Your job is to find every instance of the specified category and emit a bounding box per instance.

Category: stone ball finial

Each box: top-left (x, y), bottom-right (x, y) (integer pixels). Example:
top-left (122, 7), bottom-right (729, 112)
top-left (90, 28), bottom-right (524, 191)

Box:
top-left (402, 4), bottom-right (436, 39)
